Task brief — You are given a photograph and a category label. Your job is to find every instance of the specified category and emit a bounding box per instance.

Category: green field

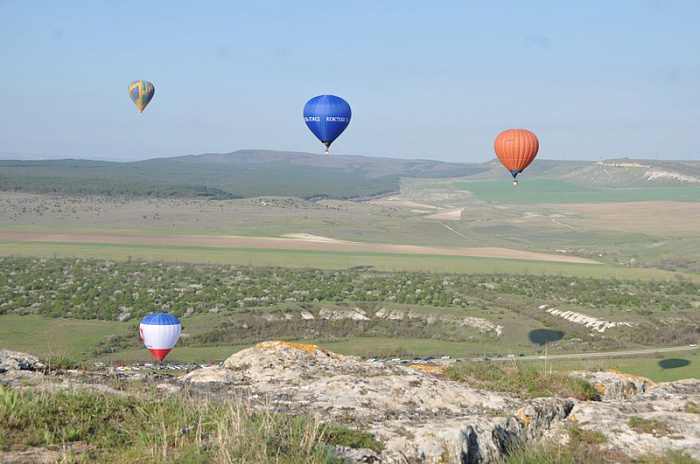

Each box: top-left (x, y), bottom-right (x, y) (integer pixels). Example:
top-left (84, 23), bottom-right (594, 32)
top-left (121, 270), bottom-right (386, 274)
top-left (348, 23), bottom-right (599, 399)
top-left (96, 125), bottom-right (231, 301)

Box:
top-left (1, 240), bottom-right (695, 282)
top-left (0, 315), bottom-right (129, 360)
top-left (533, 353), bottom-right (699, 383)
top-left (453, 179), bottom-right (700, 203)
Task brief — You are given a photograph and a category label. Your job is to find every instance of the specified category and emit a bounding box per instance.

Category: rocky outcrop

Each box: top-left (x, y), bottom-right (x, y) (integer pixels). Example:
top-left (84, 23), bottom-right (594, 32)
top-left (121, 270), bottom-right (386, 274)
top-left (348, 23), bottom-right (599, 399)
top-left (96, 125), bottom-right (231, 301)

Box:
top-left (569, 370), bottom-right (655, 401)
top-left (0, 349), bottom-right (43, 373)
top-left (567, 378), bottom-right (700, 459)
top-left (2, 344), bottom-right (699, 463)
top-left (183, 341), bottom-right (700, 463)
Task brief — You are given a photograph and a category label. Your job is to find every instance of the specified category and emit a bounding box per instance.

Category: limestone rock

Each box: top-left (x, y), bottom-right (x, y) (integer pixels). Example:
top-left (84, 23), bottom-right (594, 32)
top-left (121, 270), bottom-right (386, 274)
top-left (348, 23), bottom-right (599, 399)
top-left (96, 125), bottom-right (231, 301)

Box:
top-left (569, 370), bottom-right (654, 400)
top-left (3, 343), bottom-right (699, 463)
top-left (181, 342), bottom-right (700, 463)
top-left (0, 349), bottom-right (43, 372)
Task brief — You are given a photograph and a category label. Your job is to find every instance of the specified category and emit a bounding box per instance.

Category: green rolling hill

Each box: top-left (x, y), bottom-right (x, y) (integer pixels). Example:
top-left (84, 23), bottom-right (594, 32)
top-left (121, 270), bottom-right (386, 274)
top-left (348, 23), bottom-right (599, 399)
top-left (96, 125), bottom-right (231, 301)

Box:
top-left (0, 150), bottom-right (698, 200)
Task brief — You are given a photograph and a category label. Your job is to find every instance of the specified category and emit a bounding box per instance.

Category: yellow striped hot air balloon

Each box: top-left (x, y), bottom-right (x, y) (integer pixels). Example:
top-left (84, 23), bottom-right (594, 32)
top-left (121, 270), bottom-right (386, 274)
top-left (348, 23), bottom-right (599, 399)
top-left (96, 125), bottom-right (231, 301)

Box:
top-left (128, 80), bottom-right (155, 114)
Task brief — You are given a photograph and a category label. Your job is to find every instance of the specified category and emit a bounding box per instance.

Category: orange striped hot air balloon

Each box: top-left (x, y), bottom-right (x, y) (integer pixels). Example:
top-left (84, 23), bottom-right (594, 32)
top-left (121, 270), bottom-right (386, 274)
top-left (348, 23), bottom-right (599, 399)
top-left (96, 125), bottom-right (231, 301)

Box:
top-left (493, 129), bottom-right (539, 185)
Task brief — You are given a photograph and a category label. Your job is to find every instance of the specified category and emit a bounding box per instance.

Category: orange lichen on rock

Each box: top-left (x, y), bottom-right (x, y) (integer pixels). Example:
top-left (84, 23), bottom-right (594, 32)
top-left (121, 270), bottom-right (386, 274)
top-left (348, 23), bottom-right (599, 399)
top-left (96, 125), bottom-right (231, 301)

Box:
top-left (517, 409), bottom-right (531, 426)
top-left (605, 369), bottom-right (655, 385)
top-left (410, 364), bottom-right (446, 374)
top-left (256, 340), bottom-right (331, 357)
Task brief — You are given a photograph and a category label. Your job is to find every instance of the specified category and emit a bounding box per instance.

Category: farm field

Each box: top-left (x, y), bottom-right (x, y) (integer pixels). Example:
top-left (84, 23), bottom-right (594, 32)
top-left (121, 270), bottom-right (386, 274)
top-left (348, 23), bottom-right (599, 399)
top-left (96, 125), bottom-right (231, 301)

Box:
top-left (0, 176), bottom-right (698, 379)
top-left (453, 179), bottom-right (700, 204)
top-left (0, 185), bottom-right (698, 279)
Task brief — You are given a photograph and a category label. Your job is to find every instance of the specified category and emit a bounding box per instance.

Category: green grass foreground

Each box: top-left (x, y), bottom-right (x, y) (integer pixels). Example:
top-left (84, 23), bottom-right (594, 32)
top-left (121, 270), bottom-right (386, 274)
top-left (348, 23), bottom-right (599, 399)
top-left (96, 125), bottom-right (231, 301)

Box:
top-left (0, 383), bottom-right (380, 463)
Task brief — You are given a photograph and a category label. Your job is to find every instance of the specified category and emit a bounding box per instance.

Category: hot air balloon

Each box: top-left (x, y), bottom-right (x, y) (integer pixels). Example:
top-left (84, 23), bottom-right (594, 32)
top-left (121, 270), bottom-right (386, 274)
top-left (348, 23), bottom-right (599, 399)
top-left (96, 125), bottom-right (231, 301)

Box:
top-left (139, 313), bottom-right (181, 363)
top-left (128, 80), bottom-right (155, 114)
top-left (303, 95), bottom-right (351, 154)
top-left (493, 129), bottom-right (539, 185)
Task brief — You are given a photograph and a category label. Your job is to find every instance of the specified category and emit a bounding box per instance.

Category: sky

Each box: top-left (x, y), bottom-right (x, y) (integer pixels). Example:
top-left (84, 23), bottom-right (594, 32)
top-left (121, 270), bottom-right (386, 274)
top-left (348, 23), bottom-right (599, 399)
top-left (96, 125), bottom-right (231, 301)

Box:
top-left (0, 1), bottom-right (698, 163)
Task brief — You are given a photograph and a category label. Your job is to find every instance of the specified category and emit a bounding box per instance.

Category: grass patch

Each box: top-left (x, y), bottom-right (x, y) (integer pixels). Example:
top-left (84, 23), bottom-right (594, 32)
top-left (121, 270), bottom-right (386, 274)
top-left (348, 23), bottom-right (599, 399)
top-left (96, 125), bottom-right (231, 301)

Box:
top-left (685, 401), bottom-right (700, 414)
top-left (566, 425), bottom-right (607, 445)
top-left (320, 423), bottom-right (383, 453)
top-left (628, 416), bottom-right (674, 437)
top-left (0, 383), bottom-right (377, 463)
top-left (445, 361), bottom-right (599, 400)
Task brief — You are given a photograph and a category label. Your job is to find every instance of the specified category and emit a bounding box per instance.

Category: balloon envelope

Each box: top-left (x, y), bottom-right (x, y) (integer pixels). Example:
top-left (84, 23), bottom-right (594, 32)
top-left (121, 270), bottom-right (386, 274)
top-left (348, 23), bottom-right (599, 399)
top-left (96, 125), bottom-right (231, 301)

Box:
top-left (128, 80), bottom-right (155, 114)
top-left (493, 129), bottom-right (539, 180)
top-left (303, 95), bottom-right (351, 153)
top-left (139, 313), bottom-right (181, 362)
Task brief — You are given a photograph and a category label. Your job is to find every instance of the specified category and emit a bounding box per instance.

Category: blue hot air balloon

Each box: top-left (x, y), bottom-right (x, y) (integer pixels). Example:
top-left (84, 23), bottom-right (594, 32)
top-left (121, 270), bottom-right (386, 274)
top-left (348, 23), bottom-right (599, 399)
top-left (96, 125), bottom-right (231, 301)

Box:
top-left (303, 95), bottom-right (351, 154)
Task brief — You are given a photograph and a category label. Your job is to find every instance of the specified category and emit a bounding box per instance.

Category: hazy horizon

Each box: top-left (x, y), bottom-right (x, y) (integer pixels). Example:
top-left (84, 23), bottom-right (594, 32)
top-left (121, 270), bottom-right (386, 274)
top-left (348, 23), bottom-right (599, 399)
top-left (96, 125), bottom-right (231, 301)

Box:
top-left (1, 148), bottom-right (697, 165)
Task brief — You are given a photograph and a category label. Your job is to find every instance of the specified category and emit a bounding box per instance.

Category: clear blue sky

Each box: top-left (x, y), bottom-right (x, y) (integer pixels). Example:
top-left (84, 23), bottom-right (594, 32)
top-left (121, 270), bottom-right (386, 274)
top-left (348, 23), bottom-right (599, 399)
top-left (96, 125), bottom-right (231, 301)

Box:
top-left (1, 1), bottom-right (698, 163)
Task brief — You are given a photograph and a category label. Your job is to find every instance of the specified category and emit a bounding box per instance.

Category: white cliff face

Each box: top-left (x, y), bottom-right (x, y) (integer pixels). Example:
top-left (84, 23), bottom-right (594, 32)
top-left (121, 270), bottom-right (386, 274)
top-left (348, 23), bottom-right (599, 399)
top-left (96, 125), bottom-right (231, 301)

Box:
top-left (183, 342), bottom-right (700, 463)
top-left (373, 308), bottom-right (504, 336)
top-left (543, 305), bottom-right (633, 333)
top-left (318, 307), bottom-right (370, 321)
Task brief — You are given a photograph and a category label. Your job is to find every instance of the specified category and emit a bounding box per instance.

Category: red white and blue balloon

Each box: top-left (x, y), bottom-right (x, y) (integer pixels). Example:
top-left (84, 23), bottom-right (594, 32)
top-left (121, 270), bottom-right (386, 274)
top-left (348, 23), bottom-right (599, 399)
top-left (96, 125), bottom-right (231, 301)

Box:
top-left (139, 313), bottom-right (181, 362)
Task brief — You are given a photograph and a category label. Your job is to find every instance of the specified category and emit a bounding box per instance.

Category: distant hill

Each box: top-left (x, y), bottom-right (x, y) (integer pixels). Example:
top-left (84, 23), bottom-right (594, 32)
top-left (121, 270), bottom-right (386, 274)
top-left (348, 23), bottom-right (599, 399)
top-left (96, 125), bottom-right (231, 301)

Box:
top-left (0, 150), bottom-right (485, 199)
top-left (0, 150), bottom-right (697, 199)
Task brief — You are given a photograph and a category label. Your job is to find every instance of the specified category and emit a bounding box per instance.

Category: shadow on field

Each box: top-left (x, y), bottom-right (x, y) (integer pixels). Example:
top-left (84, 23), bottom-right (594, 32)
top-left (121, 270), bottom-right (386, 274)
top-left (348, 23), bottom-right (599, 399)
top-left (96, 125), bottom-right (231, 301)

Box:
top-left (658, 358), bottom-right (691, 369)
top-left (529, 329), bottom-right (564, 346)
